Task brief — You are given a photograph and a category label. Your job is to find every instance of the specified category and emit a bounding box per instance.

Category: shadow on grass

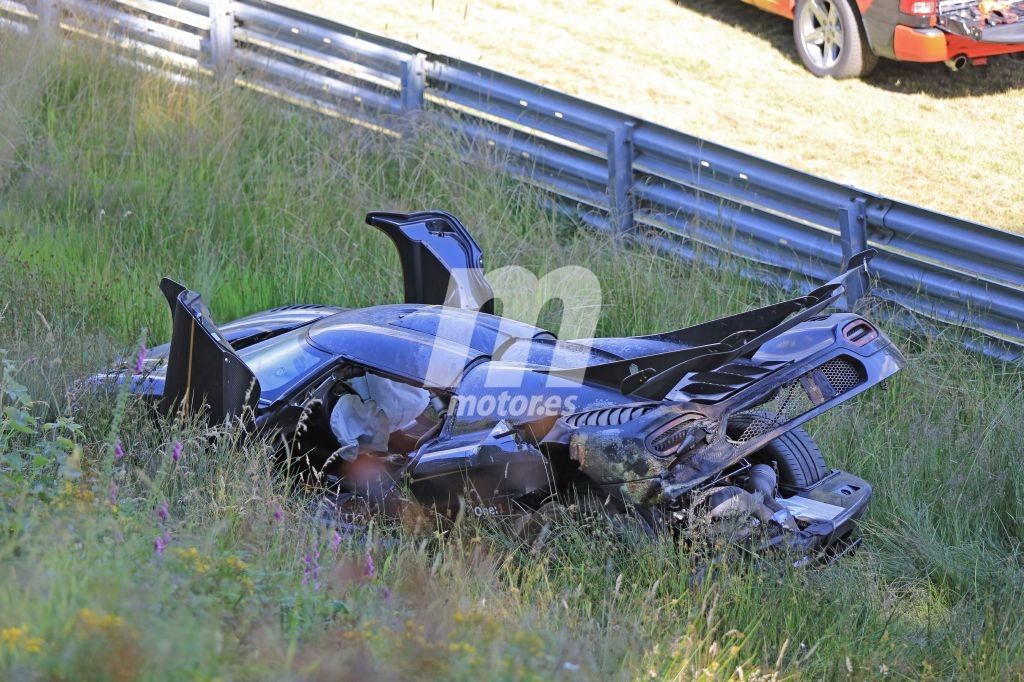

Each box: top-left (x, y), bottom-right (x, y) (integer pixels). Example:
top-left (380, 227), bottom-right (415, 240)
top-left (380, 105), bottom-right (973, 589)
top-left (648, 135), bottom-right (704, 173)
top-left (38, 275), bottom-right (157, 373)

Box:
top-left (865, 56), bottom-right (1024, 96)
top-left (672, 0), bottom-right (1024, 97)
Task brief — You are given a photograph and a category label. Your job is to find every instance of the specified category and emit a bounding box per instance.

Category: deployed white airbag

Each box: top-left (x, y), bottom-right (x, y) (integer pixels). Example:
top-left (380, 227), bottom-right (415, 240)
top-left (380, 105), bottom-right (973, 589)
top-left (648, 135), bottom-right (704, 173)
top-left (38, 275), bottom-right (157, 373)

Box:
top-left (329, 373), bottom-right (430, 461)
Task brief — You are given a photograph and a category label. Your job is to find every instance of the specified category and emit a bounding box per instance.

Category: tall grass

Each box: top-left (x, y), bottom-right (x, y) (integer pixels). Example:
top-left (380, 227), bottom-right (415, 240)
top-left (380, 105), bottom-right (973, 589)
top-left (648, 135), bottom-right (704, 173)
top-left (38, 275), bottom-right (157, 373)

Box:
top-left (2, 36), bottom-right (1024, 679)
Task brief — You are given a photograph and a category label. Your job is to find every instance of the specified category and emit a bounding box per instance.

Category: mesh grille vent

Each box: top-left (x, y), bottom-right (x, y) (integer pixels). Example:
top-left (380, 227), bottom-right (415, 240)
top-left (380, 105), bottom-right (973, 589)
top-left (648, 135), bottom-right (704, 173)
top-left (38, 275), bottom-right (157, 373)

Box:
top-left (734, 356), bottom-right (864, 442)
top-left (819, 356), bottom-right (861, 395)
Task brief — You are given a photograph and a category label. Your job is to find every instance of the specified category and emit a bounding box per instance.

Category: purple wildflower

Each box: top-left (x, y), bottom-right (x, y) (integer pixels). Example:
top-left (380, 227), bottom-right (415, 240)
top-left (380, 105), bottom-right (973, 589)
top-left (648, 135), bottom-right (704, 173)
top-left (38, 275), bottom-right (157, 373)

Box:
top-left (302, 550), bottom-right (321, 591)
top-left (134, 344), bottom-right (148, 375)
top-left (157, 502), bottom-right (169, 522)
top-left (274, 505), bottom-right (283, 522)
top-left (364, 553), bottom-right (375, 578)
top-left (114, 441), bottom-right (125, 462)
top-left (330, 531), bottom-right (342, 551)
top-left (154, 531), bottom-right (171, 557)
top-left (171, 441), bottom-right (183, 463)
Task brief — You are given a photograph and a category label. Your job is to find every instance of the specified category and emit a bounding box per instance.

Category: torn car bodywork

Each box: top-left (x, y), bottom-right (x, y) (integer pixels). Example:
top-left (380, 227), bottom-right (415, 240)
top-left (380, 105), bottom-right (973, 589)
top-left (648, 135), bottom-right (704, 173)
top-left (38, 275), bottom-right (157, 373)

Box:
top-left (104, 209), bottom-right (904, 561)
top-left (559, 315), bottom-right (898, 508)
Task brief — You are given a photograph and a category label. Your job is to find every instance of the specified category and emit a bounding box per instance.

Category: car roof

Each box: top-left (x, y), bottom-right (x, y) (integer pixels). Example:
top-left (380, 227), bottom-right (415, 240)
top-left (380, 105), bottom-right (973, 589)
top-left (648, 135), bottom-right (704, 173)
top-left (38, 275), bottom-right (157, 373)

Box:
top-left (305, 304), bottom-right (557, 389)
top-left (303, 303), bottom-right (722, 394)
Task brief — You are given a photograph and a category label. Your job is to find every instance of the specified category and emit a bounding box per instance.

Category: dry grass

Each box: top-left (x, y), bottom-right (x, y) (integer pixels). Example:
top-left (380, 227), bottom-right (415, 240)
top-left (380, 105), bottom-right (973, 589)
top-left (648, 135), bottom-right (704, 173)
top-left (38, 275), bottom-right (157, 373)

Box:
top-left (294, 0), bottom-right (1024, 233)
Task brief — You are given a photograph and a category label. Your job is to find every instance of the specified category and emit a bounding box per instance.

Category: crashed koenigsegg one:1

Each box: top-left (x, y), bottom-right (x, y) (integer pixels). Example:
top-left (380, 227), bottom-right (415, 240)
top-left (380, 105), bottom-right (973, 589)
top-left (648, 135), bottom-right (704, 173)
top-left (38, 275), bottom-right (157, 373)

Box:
top-left (108, 210), bottom-right (904, 559)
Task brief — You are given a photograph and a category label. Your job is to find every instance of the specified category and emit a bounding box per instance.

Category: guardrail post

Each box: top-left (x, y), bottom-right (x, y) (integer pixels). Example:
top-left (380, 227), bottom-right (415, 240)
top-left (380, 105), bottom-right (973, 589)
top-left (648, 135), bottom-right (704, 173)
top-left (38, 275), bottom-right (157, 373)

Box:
top-left (607, 122), bottom-right (635, 235)
top-left (36, 0), bottom-right (60, 42)
top-left (838, 197), bottom-right (870, 310)
top-left (400, 53), bottom-right (426, 113)
top-left (208, 0), bottom-right (234, 79)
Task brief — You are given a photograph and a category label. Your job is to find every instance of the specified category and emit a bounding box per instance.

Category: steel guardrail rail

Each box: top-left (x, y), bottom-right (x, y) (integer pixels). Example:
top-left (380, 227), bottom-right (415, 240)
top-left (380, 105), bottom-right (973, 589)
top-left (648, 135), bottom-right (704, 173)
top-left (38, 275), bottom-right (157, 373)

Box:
top-left (3, 0), bottom-right (1022, 360)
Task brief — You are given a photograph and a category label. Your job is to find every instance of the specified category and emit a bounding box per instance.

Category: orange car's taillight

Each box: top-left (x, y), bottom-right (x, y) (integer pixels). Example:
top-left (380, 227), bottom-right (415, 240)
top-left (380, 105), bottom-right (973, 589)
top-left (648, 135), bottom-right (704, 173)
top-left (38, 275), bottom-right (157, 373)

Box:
top-left (899, 0), bottom-right (936, 15)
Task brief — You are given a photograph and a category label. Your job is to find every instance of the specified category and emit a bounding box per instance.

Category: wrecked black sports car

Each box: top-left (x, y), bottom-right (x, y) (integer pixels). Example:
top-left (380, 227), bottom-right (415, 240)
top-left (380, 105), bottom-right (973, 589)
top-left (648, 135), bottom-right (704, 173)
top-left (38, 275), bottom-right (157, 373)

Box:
top-left (109, 210), bottom-right (904, 560)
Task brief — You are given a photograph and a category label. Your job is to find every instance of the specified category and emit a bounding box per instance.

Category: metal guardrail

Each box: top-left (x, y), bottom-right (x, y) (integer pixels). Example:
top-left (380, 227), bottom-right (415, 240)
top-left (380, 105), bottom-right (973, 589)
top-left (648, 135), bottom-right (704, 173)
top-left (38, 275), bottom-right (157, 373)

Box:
top-left (3, 0), bottom-right (1023, 359)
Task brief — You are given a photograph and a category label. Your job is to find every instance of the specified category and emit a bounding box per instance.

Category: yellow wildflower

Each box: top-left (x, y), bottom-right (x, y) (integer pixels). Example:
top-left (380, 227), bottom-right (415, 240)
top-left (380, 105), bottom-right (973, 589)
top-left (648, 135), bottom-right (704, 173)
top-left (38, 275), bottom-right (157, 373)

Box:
top-left (1, 627), bottom-right (43, 653)
top-left (171, 547), bottom-right (212, 573)
top-left (1, 626), bottom-right (25, 647)
top-left (448, 641), bottom-right (477, 654)
top-left (77, 608), bottom-right (124, 629)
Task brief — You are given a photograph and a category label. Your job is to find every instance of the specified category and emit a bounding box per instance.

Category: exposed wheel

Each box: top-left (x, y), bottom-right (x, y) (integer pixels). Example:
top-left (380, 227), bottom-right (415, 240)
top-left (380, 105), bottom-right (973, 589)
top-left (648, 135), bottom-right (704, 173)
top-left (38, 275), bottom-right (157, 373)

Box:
top-left (728, 413), bottom-right (829, 488)
top-left (793, 0), bottom-right (878, 78)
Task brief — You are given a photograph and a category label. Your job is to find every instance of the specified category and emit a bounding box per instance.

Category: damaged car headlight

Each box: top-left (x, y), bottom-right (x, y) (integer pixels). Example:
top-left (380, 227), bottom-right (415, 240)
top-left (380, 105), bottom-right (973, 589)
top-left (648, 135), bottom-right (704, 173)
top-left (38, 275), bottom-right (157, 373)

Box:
top-left (645, 415), bottom-right (720, 458)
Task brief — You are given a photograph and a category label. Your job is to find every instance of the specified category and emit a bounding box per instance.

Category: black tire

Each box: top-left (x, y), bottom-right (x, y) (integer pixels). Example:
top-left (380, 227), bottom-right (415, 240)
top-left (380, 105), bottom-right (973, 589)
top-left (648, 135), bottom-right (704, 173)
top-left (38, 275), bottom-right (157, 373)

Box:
top-left (728, 413), bottom-right (829, 488)
top-left (793, 0), bottom-right (878, 78)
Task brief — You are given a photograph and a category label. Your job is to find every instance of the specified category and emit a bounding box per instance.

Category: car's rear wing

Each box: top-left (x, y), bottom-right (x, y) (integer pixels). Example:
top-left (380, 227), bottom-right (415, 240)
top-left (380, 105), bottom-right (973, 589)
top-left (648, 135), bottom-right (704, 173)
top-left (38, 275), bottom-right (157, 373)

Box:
top-left (366, 210), bottom-right (495, 314)
top-left (159, 278), bottom-right (261, 424)
top-left (546, 251), bottom-right (877, 399)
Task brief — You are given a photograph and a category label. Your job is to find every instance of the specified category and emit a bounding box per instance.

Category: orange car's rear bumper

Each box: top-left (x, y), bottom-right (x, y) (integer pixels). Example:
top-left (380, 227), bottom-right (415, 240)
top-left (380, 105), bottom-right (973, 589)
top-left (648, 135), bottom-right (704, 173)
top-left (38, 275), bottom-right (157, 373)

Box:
top-left (893, 25), bottom-right (1024, 62)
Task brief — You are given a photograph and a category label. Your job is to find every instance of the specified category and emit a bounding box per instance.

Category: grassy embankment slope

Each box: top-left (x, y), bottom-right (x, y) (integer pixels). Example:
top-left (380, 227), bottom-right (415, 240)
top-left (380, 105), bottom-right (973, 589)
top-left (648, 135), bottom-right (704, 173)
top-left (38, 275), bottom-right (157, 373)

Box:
top-left (2, 39), bottom-right (1024, 679)
top-left (300, 0), bottom-right (1024, 233)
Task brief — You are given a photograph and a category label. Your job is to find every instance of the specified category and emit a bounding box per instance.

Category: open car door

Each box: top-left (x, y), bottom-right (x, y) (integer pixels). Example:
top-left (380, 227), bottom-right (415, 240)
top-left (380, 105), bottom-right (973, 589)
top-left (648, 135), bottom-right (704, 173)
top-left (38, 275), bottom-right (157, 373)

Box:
top-left (159, 279), bottom-right (261, 424)
top-left (366, 210), bottom-right (495, 314)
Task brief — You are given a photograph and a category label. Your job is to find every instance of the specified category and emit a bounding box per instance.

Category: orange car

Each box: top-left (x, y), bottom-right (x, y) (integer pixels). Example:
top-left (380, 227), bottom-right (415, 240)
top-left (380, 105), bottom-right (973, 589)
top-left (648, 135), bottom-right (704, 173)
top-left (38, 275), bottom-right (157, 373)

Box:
top-left (745, 0), bottom-right (1024, 77)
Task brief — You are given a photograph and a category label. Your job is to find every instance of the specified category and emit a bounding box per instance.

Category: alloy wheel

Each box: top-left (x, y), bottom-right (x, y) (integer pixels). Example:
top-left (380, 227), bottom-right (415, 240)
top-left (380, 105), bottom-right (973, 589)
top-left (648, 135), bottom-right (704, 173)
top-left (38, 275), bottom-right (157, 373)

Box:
top-left (797, 0), bottom-right (844, 71)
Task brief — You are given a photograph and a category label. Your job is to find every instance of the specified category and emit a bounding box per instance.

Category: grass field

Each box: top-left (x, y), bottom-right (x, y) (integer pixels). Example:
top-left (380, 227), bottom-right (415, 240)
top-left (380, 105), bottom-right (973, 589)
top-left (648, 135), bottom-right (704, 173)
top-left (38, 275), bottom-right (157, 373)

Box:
top-left (296, 0), bottom-right (1024, 233)
top-left (3, 37), bottom-right (1024, 679)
